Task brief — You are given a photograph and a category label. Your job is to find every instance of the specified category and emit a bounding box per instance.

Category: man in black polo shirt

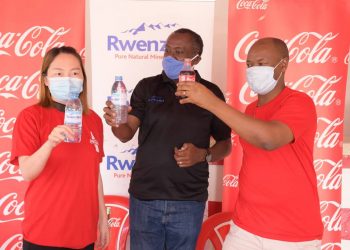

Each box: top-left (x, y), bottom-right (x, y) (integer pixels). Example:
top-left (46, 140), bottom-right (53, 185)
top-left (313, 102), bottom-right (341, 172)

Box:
top-left (103, 28), bottom-right (231, 250)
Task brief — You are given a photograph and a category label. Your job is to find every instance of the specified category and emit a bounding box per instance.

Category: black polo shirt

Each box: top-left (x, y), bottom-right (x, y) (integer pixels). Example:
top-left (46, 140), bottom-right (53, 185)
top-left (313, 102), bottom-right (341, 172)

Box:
top-left (128, 71), bottom-right (231, 201)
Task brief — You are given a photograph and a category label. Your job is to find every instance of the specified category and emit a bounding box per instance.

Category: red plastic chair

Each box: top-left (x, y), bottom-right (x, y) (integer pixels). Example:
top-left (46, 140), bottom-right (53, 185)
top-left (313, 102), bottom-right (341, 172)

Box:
top-left (104, 195), bottom-right (129, 250)
top-left (196, 212), bottom-right (234, 250)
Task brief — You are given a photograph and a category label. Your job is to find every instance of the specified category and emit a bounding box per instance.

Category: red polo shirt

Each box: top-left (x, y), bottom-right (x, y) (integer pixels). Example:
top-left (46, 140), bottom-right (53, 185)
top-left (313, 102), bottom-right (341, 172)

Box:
top-left (233, 87), bottom-right (323, 241)
top-left (11, 104), bottom-right (104, 248)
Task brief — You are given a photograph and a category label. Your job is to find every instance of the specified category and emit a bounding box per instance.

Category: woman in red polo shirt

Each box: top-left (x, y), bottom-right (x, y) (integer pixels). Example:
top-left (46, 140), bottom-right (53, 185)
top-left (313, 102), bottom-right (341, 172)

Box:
top-left (11, 46), bottom-right (109, 250)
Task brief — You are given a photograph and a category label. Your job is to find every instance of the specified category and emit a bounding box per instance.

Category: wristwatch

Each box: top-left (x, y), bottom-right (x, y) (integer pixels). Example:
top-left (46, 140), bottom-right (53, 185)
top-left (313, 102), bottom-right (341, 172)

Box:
top-left (205, 148), bottom-right (212, 162)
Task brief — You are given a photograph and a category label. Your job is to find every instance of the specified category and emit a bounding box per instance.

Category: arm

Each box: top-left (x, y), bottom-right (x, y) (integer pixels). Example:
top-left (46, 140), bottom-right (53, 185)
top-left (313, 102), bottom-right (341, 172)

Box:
top-left (208, 138), bottom-right (232, 162)
top-left (103, 101), bottom-right (140, 143)
top-left (174, 139), bottom-right (231, 167)
top-left (96, 174), bottom-right (109, 249)
top-left (18, 125), bottom-right (74, 181)
top-left (208, 97), bottom-right (294, 150)
top-left (176, 83), bottom-right (293, 150)
top-left (208, 98), bottom-right (293, 150)
top-left (111, 115), bottom-right (140, 142)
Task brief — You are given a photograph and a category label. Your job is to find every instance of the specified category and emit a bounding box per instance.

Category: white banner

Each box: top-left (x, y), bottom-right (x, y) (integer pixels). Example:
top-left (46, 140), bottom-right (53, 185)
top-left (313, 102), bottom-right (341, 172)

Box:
top-left (89, 0), bottom-right (218, 200)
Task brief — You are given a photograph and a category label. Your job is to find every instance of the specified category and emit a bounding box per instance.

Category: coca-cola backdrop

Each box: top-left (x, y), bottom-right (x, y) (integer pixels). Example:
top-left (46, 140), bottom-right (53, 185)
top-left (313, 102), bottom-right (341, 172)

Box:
top-left (0, 0), bottom-right (84, 248)
top-left (223, 0), bottom-right (350, 249)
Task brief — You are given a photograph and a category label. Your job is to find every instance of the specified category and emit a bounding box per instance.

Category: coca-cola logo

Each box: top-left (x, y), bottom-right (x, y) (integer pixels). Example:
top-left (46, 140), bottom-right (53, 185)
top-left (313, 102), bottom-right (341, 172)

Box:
top-left (238, 75), bottom-right (340, 106)
top-left (286, 75), bottom-right (340, 106)
top-left (0, 151), bottom-right (23, 182)
top-left (345, 51), bottom-right (349, 64)
top-left (0, 26), bottom-right (69, 58)
top-left (238, 84), bottom-right (256, 105)
top-left (320, 201), bottom-right (341, 232)
top-left (0, 234), bottom-right (23, 250)
top-left (0, 70), bottom-right (40, 99)
top-left (236, 0), bottom-right (269, 10)
top-left (79, 48), bottom-right (86, 61)
top-left (230, 133), bottom-right (240, 147)
top-left (224, 91), bottom-right (233, 105)
top-left (234, 31), bottom-right (337, 64)
top-left (0, 109), bottom-right (16, 139)
top-left (222, 174), bottom-right (239, 188)
top-left (0, 192), bottom-right (24, 223)
top-left (314, 159), bottom-right (341, 190)
top-left (108, 217), bottom-right (121, 228)
top-left (315, 117), bottom-right (342, 149)
top-left (321, 243), bottom-right (341, 250)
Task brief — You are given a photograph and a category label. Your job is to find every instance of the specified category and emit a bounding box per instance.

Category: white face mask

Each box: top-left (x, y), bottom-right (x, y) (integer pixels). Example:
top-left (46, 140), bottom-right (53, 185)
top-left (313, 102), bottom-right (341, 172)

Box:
top-left (246, 59), bottom-right (283, 95)
top-left (48, 77), bottom-right (83, 101)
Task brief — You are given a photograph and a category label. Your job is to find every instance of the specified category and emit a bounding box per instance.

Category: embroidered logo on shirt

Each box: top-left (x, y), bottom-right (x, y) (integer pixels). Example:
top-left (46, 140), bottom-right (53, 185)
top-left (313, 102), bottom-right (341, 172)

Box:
top-left (148, 96), bottom-right (165, 103)
top-left (90, 132), bottom-right (99, 153)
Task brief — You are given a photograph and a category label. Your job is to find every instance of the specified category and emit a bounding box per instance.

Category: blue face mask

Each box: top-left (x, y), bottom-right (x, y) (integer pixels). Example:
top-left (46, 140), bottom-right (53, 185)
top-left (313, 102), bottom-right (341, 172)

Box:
top-left (48, 77), bottom-right (83, 101)
top-left (162, 56), bottom-right (184, 80)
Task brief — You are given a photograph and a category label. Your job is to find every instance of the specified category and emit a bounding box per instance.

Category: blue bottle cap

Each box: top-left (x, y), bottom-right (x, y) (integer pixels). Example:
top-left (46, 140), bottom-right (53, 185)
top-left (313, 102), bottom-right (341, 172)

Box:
top-left (69, 92), bottom-right (79, 99)
top-left (115, 75), bottom-right (123, 81)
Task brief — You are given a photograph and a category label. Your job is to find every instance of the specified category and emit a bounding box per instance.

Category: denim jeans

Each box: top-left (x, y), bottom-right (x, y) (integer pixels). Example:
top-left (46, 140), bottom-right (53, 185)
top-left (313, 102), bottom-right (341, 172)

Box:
top-left (129, 195), bottom-right (206, 250)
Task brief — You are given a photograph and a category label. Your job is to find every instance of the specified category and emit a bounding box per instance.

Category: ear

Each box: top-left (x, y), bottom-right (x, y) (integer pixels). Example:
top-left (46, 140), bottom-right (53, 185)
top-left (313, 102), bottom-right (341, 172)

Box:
top-left (42, 75), bottom-right (49, 87)
top-left (280, 58), bottom-right (288, 73)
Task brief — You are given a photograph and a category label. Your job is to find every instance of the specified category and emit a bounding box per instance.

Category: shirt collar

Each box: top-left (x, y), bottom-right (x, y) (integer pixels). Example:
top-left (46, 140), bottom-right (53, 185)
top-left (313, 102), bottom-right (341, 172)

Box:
top-left (51, 100), bottom-right (65, 112)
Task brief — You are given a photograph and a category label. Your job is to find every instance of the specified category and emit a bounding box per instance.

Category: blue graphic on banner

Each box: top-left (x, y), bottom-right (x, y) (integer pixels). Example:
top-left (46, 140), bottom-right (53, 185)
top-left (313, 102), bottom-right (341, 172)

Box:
top-left (106, 146), bottom-right (138, 171)
top-left (107, 22), bottom-right (180, 54)
top-left (107, 37), bottom-right (166, 52)
top-left (121, 147), bottom-right (138, 155)
top-left (107, 156), bottom-right (135, 171)
top-left (122, 22), bottom-right (179, 35)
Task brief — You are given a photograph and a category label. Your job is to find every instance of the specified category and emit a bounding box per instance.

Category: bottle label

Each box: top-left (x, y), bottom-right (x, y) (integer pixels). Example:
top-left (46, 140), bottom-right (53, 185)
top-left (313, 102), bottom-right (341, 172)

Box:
top-left (64, 110), bottom-right (82, 125)
top-left (179, 74), bottom-right (195, 82)
top-left (111, 92), bottom-right (127, 106)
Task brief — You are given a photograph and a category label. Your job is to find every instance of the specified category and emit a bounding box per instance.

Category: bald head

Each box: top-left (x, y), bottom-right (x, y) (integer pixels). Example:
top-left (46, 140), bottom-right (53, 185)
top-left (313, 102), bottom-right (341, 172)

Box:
top-left (246, 37), bottom-right (289, 70)
top-left (252, 37), bottom-right (289, 60)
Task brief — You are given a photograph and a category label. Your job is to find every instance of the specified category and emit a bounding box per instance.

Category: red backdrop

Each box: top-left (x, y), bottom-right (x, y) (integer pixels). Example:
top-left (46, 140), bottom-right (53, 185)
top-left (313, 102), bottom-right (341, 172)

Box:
top-left (223, 0), bottom-right (350, 248)
top-left (0, 0), bottom-right (84, 248)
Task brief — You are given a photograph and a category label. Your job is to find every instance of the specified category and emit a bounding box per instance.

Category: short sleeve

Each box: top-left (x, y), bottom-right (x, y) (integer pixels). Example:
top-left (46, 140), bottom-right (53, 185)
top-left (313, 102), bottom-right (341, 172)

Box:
top-left (271, 92), bottom-right (317, 140)
top-left (209, 85), bottom-right (232, 142)
top-left (10, 107), bottom-right (41, 166)
top-left (90, 110), bottom-right (105, 161)
top-left (129, 79), bottom-right (147, 122)
top-left (97, 116), bottom-right (105, 160)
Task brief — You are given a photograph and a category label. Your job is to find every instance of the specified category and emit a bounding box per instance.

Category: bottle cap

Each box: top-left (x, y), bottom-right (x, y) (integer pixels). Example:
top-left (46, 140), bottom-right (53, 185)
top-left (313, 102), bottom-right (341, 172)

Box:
top-left (68, 92), bottom-right (79, 99)
top-left (115, 75), bottom-right (123, 81)
top-left (181, 58), bottom-right (193, 71)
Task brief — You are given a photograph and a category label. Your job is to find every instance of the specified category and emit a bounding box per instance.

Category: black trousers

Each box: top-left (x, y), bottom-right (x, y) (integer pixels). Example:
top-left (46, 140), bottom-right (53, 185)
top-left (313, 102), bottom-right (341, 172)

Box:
top-left (23, 240), bottom-right (94, 250)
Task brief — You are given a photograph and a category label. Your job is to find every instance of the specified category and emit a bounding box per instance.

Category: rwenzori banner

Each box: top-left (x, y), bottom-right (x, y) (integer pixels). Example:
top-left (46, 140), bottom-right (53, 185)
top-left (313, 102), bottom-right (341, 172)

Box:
top-left (89, 0), bottom-right (221, 219)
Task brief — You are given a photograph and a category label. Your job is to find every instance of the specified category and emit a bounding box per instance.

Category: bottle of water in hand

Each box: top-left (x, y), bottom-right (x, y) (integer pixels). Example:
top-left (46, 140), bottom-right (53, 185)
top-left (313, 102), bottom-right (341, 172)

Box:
top-left (64, 93), bottom-right (82, 143)
top-left (111, 75), bottom-right (128, 124)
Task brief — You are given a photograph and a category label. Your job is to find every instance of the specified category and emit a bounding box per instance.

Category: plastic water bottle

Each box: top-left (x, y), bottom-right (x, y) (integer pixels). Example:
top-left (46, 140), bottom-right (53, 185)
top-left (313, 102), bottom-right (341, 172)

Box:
top-left (64, 93), bottom-right (82, 143)
top-left (179, 58), bottom-right (195, 82)
top-left (111, 75), bottom-right (128, 124)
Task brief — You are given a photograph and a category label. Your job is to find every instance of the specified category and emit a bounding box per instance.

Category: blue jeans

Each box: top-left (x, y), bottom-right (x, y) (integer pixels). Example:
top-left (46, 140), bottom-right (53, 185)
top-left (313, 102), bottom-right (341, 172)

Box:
top-left (129, 195), bottom-right (206, 250)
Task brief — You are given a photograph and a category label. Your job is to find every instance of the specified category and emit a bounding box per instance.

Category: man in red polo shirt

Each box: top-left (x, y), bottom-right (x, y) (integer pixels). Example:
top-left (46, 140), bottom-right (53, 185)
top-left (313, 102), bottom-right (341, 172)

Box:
top-left (176, 37), bottom-right (323, 250)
